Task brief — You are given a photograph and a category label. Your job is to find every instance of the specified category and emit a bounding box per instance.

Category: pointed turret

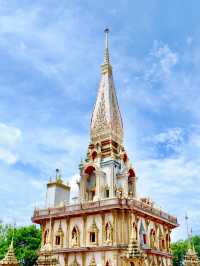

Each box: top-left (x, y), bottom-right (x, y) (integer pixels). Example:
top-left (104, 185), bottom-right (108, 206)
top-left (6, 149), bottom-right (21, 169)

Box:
top-left (184, 216), bottom-right (200, 266)
top-left (89, 255), bottom-right (96, 266)
top-left (184, 246), bottom-right (200, 266)
top-left (37, 218), bottom-right (59, 266)
top-left (91, 28), bottom-right (123, 147)
top-left (0, 239), bottom-right (19, 266)
top-left (121, 217), bottom-right (145, 265)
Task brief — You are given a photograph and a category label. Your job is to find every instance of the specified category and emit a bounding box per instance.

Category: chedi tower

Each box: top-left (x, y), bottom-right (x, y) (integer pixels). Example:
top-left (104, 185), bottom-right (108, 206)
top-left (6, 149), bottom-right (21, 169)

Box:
top-left (33, 29), bottom-right (178, 266)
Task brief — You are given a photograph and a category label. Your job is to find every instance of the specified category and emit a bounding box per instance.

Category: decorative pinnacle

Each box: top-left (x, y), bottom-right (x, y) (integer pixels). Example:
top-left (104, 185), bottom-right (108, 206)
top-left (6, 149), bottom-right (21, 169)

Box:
top-left (56, 168), bottom-right (59, 177)
top-left (104, 28), bottom-right (110, 65)
top-left (185, 213), bottom-right (192, 248)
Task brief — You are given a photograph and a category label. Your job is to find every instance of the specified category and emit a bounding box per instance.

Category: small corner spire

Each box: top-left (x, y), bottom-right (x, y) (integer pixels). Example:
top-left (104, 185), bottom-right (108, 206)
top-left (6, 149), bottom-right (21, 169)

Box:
top-left (104, 28), bottom-right (110, 65)
top-left (185, 213), bottom-right (192, 249)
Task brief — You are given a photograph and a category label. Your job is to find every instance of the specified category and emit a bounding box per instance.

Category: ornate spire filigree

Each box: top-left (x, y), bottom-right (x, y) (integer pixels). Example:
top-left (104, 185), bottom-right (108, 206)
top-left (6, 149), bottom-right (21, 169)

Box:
top-left (91, 29), bottom-right (123, 145)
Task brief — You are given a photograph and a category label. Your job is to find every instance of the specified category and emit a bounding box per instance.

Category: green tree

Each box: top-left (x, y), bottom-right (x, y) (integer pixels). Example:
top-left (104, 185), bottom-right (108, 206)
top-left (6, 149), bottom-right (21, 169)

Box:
top-left (0, 224), bottom-right (41, 266)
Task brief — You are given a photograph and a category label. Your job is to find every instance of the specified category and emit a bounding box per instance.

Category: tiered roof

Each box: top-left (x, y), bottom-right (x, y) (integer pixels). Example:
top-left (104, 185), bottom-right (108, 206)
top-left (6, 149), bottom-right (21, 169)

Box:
top-left (184, 246), bottom-right (200, 266)
top-left (0, 240), bottom-right (19, 266)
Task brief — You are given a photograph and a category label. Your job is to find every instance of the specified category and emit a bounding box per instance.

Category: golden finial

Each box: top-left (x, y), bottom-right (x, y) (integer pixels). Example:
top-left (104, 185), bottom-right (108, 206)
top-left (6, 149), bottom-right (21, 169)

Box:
top-left (104, 28), bottom-right (110, 65)
top-left (101, 28), bottom-right (112, 75)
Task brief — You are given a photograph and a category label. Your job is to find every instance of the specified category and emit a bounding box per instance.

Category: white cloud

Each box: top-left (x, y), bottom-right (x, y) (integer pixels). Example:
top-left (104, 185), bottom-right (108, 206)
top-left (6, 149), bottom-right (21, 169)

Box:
top-left (145, 128), bottom-right (184, 154)
top-left (0, 123), bottom-right (21, 147)
top-left (153, 43), bottom-right (178, 77)
top-left (29, 178), bottom-right (44, 191)
top-left (132, 125), bottom-right (200, 241)
top-left (0, 123), bottom-right (21, 164)
top-left (152, 128), bottom-right (183, 144)
top-left (68, 174), bottom-right (80, 199)
top-left (0, 147), bottom-right (18, 164)
top-left (16, 127), bottom-right (88, 175)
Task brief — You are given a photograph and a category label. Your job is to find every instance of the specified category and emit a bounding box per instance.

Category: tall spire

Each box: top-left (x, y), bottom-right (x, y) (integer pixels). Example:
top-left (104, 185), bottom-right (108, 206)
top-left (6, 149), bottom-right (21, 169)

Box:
top-left (91, 29), bottom-right (123, 146)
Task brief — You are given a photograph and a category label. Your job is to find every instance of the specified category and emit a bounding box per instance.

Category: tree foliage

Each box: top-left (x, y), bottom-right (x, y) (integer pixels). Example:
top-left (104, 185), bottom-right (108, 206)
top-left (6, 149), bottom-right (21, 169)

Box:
top-left (171, 236), bottom-right (200, 266)
top-left (0, 224), bottom-right (41, 266)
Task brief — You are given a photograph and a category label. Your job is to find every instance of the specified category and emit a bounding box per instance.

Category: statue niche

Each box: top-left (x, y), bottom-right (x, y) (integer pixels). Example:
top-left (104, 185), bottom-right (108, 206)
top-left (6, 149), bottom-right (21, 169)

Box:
top-left (132, 222), bottom-right (138, 240)
top-left (128, 169), bottom-right (136, 197)
top-left (150, 229), bottom-right (156, 249)
top-left (105, 222), bottom-right (113, 244)
top-left (85, 166), bottom-right (96, 201)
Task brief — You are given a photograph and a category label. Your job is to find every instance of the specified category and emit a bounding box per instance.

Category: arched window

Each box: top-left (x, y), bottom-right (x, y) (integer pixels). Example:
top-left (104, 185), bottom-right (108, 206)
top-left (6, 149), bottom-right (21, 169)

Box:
top-left (85, 166), bottom-right (96, 201)
top-left (43, 229), bottom-right (49, 245)
top-left (143, 234), bottom-right (147, 244)
top-left (105, 261), bottom-right (111, 266)
top-left (88, 219), bottom-right (99, 246)
top-left (92, 151), bottom-right (97, 161)
top-left (71, 226), bottom-right (80, 247)
top-left (139, 222), bottom-right (147, 246)
top-left (128, 169), bottom-right (136, 178)
top-left (162, 239), bottom-right (165, 250)
top-left (104, 184), bottom-right (110, 198)
top-left (132, 222), bottom-right (138, 240)
top-left (85, 166), bottom-right (95, 175)
top-left (55, 235), bottom-right (61, 245)
top-left (166, 234), bottom-right (169, 251)
top-left (55, 222), bottom-right (64, 247)
top-left (159, 227), bottom-right (164, 251)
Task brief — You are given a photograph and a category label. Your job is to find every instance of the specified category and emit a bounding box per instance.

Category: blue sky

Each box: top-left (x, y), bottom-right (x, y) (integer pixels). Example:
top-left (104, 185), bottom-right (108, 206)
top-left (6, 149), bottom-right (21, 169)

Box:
top-left (0, 0), bottom-right (200, 241)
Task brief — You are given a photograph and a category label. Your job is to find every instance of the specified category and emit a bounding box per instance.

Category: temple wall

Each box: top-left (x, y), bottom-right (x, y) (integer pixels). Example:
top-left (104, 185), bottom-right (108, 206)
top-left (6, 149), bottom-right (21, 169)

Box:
top-left (42, 210), bottom-right (171, 251)
top-left (41, 210), bottom-right (173, 266)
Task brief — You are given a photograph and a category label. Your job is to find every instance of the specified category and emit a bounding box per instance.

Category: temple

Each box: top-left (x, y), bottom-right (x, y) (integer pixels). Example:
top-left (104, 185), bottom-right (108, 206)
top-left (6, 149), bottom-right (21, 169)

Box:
top-left (32, 29), bottom-right (178, 266)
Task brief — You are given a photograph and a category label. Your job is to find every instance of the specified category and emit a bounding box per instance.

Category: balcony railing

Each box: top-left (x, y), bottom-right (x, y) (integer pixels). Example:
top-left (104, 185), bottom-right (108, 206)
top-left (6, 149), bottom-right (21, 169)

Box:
top-left (33, 197), bottom-right (177, 225)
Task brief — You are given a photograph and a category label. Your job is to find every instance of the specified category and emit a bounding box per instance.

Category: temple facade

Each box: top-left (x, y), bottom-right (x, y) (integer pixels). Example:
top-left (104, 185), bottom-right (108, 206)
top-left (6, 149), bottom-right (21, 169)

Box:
top-left (32, 29), bottom-right (178, 266)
